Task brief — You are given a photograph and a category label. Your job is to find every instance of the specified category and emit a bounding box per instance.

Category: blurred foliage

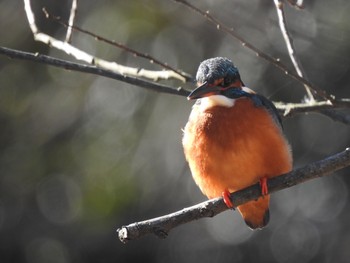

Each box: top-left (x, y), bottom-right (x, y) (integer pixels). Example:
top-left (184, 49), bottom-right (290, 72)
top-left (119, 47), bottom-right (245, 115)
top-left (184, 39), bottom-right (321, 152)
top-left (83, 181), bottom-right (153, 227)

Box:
top-left (0, 0), bottom-right (350, 262)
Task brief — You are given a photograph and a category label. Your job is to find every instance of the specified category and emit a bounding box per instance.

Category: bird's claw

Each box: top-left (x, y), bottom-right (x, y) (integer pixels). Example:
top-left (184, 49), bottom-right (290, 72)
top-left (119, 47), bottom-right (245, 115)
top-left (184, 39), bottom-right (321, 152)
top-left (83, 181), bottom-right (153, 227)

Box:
top-left (260, 177), bottom-right (269, 196)
top-left (222, 189), bottom-right (234, 209)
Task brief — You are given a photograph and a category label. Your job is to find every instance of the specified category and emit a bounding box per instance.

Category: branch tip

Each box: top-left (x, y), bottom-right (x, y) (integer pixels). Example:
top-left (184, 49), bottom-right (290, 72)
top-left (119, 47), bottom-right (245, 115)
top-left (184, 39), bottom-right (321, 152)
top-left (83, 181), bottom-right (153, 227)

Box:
top-left (117, 227), bottom-right (130, 244)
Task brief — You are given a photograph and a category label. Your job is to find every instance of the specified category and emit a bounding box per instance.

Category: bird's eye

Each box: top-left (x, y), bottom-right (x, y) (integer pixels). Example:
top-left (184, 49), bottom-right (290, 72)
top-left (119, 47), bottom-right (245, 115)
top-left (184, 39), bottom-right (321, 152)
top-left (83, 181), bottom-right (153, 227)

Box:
top-left (222, 77), bottom-right (233, 87)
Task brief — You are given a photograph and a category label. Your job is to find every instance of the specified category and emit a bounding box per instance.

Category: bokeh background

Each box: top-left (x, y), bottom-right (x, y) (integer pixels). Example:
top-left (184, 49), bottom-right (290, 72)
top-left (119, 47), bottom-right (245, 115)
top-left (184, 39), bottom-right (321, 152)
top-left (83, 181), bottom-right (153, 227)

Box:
top-left (1, 0), bottom-right (350, 262)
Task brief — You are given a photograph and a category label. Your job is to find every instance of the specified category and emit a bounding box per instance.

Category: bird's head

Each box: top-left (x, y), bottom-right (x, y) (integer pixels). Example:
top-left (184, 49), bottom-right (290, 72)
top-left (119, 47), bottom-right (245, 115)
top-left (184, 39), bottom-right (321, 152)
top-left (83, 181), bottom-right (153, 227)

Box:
top-left (188, 57), bottom-right (245, 101)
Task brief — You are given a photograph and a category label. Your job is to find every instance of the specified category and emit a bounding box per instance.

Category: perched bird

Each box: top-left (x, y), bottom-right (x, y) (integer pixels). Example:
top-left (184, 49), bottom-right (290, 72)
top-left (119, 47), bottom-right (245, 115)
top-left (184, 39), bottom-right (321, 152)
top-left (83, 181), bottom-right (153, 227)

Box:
top-left (182, 57), bottom-right (292, 229)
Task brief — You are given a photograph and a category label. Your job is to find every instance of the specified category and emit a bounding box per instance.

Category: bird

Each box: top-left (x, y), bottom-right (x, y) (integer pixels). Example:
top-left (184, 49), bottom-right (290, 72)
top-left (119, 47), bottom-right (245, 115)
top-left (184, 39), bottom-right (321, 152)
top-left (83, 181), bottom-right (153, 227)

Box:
top-left (182, 57), bottom-right (292, 229)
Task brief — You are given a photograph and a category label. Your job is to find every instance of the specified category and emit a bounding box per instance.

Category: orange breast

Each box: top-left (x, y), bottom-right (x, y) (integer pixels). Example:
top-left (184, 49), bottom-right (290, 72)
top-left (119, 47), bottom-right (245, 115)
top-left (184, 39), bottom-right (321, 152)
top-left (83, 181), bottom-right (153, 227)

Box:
top-left (183, 97), bottom-right (292, 199)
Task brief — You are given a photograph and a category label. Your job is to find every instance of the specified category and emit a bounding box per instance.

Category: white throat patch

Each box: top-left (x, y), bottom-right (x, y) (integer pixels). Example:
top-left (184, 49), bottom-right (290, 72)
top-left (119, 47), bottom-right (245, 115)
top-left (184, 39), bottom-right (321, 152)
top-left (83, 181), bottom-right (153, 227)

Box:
top-left (198, 95), bottom-right (235, 111)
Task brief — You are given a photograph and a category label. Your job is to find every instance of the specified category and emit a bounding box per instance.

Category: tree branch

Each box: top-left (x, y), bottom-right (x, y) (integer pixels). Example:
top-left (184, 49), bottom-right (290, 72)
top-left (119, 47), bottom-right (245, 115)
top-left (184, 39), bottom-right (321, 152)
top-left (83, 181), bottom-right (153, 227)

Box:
top-left (21, 0), bottom-right (350, 125)
top-left (172, 0), bottom-right (334, 101)
top-left (1, 46), bottom-right (350, 125)
top-left (0, 46), bottom-right (190, 97)
top-left (275, 100), bottom-right (350, 124)
top-left (275, 100), bottom-right (350, 114)
top-left (273, 0), bottom-right (314, 101)
top-left (23, 0), bottom-right (188, 82)
top-left (117, 148), bottom-right (350, 243)
top-left (43, 8), bottom-right (193, 82)
top-left (65, 0), bottom-right (79, 43)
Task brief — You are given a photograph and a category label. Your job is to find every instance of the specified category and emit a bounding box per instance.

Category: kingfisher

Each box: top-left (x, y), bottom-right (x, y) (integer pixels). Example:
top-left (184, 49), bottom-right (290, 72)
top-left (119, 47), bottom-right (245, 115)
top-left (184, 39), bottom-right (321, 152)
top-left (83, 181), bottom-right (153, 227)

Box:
top-left (182, 57), bottom-right (292, 229)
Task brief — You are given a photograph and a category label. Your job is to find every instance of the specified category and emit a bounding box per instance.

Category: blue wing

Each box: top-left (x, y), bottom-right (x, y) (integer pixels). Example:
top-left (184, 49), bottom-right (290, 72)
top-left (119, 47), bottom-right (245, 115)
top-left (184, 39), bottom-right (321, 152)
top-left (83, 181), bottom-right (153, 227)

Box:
top-left (250, 94), bottom-right (283, 129)
top-left (222, 87), bottom-right (283, 129)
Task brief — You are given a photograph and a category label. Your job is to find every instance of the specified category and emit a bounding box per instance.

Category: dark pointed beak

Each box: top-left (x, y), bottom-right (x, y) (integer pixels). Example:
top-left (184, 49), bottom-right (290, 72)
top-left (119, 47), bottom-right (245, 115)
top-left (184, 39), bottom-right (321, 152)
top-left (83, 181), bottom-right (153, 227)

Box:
top-left (187, 82), bottom-right (222, 100)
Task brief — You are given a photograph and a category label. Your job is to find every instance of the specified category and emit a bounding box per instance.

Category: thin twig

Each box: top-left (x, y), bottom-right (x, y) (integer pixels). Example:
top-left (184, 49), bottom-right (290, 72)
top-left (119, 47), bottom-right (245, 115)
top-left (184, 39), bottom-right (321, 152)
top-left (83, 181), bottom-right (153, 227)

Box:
top-left (273, 0), bottom-right (314, 101)
top-left (23, 0), bottom-right (188, 82)
top-left (171, 0), bottom-right (334, 101)
top-left (44, 8), bottom-right (193, 82)
top-left (117, 148), bottom-right (350, 243)
top-left (65, 0), bottom-right (79, 43)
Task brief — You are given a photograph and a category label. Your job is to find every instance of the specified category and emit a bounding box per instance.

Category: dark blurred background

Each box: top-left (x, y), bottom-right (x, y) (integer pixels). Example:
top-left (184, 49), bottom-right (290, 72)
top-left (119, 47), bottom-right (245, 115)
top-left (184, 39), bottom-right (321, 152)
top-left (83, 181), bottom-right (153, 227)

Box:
top-left (1, 0), bottom-right (350, 262)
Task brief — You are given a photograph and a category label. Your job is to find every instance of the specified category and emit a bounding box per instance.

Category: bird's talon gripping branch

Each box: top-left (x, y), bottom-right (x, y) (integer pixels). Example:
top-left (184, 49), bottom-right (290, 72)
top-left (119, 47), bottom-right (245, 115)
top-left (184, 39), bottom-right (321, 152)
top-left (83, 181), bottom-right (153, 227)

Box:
top-left (260, 177), bottom-right (269, 196)
top-left (222, 189), bottom-right (234, 209)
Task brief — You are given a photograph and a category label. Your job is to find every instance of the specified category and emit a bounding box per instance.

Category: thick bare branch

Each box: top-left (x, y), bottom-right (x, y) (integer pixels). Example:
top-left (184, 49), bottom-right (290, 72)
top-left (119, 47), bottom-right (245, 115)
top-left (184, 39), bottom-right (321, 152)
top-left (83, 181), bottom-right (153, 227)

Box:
top-left (0, 46), bottom-right (190, 97)
top-left (273, 0), bottom-right (314, 101)
top-left (117, 148), bottom-right (350, 243)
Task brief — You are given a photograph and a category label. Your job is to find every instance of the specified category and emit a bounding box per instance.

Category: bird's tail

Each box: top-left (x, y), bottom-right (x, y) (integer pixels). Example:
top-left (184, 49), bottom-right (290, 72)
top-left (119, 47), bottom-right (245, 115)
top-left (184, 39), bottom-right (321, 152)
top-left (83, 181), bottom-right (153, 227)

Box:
top-left (237, 195), bottom-right (270, 229)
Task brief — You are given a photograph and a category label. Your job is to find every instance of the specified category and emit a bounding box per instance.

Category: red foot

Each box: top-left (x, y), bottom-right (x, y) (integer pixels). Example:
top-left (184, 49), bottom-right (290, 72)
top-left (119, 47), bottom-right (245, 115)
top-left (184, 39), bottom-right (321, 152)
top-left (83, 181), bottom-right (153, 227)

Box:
top-left (222, 189), bottom-right (234, 209)
top-left (260, 177), bottom-right (269, 196)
